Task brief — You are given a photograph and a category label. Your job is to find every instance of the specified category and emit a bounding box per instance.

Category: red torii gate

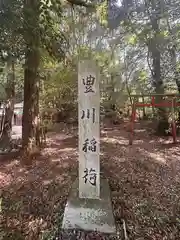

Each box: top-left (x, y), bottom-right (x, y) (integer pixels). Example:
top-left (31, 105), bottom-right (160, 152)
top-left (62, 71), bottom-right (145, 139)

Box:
top-left (129, 94), bottom-right (180, 145)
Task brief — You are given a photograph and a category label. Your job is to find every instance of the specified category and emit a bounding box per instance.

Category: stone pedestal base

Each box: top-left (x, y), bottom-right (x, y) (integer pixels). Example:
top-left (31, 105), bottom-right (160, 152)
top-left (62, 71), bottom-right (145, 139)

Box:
top-left (61, 177), bottom-right (116, 235)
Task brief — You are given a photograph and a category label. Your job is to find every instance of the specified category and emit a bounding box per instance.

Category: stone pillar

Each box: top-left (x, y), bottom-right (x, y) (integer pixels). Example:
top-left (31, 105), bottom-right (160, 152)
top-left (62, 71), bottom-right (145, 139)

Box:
top-left (62, 60), bottom-right (116, 235)
top-left (78, 60), bottom-right (100, 199)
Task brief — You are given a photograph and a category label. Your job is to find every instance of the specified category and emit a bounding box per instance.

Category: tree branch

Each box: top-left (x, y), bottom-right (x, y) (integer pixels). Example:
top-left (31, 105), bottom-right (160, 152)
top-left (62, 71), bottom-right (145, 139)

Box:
top-left (67, 0), bottom-right (95, 8)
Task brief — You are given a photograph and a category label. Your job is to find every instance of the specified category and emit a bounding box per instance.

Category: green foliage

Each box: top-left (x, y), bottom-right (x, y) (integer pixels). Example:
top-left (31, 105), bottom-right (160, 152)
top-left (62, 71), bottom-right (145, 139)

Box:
top-left (40, 56), bottom-right (77, 120)
top-left (96, 0), bottom-right (108, 27)
top-left (1, 0), bottom-right (180, 124)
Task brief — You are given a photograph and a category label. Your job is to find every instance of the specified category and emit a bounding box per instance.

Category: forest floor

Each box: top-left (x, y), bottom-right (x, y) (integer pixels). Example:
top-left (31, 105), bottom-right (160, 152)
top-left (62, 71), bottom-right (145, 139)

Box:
top-left (0, 121), bottom-right (180, 240)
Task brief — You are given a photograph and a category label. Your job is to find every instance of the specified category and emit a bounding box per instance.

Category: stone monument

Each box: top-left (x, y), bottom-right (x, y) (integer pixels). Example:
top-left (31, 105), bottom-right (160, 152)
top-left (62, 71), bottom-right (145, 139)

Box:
top-left (62, 60), bottom-right (116, 236)
top-left (78, 59), bottom-right (100, 199)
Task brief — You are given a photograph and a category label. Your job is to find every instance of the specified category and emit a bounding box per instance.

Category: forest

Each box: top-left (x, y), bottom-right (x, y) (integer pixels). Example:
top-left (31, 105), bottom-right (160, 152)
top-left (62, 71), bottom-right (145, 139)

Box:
top-left (0, 0), bottom-right (180, 239)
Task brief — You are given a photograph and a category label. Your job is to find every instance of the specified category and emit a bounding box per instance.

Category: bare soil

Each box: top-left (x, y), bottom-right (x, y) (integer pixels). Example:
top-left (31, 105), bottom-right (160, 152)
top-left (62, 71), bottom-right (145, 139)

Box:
top-left (0, 122), bottom-right (180, 239)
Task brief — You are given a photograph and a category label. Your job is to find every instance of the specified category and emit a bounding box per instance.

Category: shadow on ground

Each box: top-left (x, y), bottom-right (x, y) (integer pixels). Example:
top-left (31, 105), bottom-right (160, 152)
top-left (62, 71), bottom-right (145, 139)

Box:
top-left (0, 131), bottom-right (78, 240)
top-left (0, 123), bottom-right (180, 239)
top-left (101, 125), bottom-right (180, 240)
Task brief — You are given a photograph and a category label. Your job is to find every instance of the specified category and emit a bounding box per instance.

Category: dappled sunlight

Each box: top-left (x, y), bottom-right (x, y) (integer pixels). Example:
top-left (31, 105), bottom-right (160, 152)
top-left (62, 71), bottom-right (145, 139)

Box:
top-left (134, 129), bottom-right (146, 133)
top-left (133, 139), bottom-right (144, 144)
top-left (113, 156), bottom-right (126, 163)
top-left (42, 147), bottom-right (77, 158)
top-left (42, 147), bottom-right (59, 155)
top-left (147, 152), bottom-right (167, 164)
top-left (102, 125), bottom-right (180, 239)
top-left (27, 217), bottom-right (48, 237)
top-left (0, 137), bottom-right (76, 238)
top-left (47, 133), bottom-right (72, 140)
top-left (102, 135), bottom-right (144, 146)
top-left (55, 174), bottom-right (70, 184)
top-left (0, 172), bottom-right (13, 188)
top-left (1, 124), bottom-right (180, 239)
top-left (58, 147), bottom-right (76, 152)
top-left (1, 0), bottom-right (180, 237)
top-left (43, 179), bottom-right (54, 185)
top-left (165, 146), bottom-right (180, 155)
top-left (102, 137), bottom-right (128, 145)
top-left (2, 159), bottom-right (20, 169)
top-left (51, 157), bottom-right (62, 163)
top-left (42, 173), bottom-right (69, 185)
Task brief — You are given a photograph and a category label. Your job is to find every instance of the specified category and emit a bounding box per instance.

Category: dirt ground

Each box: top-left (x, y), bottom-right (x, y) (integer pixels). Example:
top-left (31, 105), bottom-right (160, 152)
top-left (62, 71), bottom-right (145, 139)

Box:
top-left (0, 122), bottom-right (180, 240)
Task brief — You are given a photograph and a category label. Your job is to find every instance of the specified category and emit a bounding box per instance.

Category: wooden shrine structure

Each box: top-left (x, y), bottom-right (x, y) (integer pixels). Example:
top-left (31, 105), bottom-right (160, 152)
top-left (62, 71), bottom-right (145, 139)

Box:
top-left (129, 94), bottom-right (180, 145)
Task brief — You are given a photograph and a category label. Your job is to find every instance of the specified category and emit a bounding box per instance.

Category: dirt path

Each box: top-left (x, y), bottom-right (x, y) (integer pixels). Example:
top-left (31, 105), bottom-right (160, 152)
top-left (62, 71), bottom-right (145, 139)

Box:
top-left (101, 124), bottom-right (180, 239)
top-left (0, 123), bottom-right (180, 239)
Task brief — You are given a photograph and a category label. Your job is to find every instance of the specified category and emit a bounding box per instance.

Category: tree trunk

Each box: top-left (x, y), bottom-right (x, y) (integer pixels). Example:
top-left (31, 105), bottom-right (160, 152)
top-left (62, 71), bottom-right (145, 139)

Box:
top-left (0, 57), bottom-right (15, 151)
top-left (22, 0), bottom-right (40, 160)
top-left (170, 45), bottom-right (180, 122)
top-left (142, 95), bottom-right (147, 119)
top-left (149, 7), bottom-right (168, 135)
top-left (166, 18), bottom-right (180, 123)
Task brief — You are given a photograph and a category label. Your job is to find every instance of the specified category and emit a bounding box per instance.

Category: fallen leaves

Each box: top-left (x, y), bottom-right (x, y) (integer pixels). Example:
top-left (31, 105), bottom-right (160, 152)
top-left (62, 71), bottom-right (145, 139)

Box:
top-left (0, 122), bottom-right (180, 239)
top-left (102, 123), bottom-right (180, 239)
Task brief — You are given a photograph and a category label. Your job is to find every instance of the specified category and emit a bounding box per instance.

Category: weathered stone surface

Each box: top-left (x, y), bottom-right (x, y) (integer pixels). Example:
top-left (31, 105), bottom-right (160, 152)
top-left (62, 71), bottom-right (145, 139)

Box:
top-left (62, 178), bottom-right (116, 235)
top-left (78, 60), bottom-right (100, 199)
top-left (57, 230), bottom-right (117, 239)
